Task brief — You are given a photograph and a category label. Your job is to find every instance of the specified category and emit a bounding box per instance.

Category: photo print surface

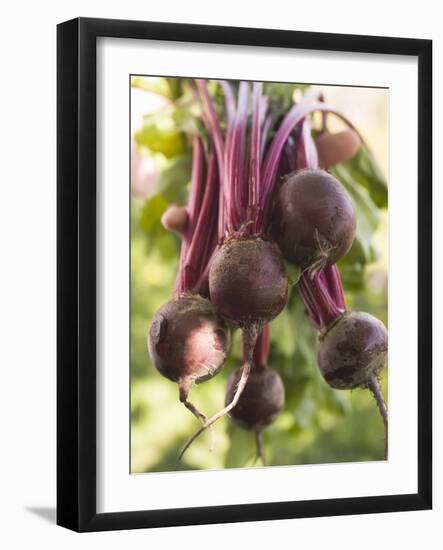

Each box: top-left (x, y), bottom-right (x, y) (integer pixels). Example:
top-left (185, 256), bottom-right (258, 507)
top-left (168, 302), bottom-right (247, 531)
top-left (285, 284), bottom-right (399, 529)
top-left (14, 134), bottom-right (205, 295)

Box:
top-left (130, 77), bottom-right (388, 474)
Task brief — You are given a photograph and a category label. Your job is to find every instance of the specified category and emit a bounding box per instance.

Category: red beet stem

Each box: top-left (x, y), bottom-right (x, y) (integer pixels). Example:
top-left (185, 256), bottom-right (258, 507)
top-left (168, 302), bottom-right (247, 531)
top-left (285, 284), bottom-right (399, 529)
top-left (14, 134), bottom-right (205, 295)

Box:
top-left (259, 95), bottom-right (325, 231)
top-left (182, 150), bottom-right (220, 294)
top-left (186, 136), bottom-right (206, 230)
top-left (197, 80), bottom-right (273, 238)
top-left (252, 324), bottom-right (271, 370)
top-left (296, 117), bottom-right (319, 169)
top-left (299, 272), bottom-right (344, 331)
top-left (322, 265), bottom-right (346, 310)
top-left (260, 114), bottom-right (272, 161)
top-left (284, 135), bottom-right (298, 172)
top-left (248, 82), bottom-right (264, 235)
top-left (227, 81), bottom-right (249, 232)
top-left (291, 112), bottom-right (348, 329)
top-left (195, 80), bottom-right (226, 239)
top-left (219, 80), bottom-right (236, 129)
top-left (175, 136), bottom-right (205, 293)
top-left (297, 275), bottom-right (322, 330)
top-left (259, 93), bottom-right (364, 233)
top-left (197, 82), bottom-right (363, 241)
top-left (175, 137), bottom-right (221, 295)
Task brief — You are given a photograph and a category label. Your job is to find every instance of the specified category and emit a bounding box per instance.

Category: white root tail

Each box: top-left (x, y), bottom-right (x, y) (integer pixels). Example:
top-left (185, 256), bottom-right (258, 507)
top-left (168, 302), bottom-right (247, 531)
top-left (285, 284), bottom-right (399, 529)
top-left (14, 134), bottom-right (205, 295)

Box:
top-left (254, 430), bottom-right (265, 466)
top-left (178, 325), bottom-right (259, 461)
top-left (367, 373), bottom-right (388, 459)
top-left (179, 384), bottom-right (214, 452)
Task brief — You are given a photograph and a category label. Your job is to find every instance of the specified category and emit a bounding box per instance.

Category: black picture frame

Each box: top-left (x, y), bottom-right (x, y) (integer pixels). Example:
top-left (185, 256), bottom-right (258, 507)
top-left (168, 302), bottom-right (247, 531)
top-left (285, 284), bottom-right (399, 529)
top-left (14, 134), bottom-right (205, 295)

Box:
top-left (57, 17), bottom-right (432, 532)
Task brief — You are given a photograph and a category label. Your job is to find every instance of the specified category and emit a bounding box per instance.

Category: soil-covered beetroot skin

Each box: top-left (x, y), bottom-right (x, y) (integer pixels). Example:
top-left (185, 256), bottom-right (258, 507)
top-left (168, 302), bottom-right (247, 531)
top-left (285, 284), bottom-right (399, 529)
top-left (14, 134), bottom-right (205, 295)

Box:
top-left (209, 236), bottom-right (288, 326)
top-left (148, 294), bottom-right (229, 392)
top-left (273, 169), bottom-right (356, 269)
top-left (318, 311), bottom-right (388, 390)
top-left (225, 367), bottom-right (285, 431)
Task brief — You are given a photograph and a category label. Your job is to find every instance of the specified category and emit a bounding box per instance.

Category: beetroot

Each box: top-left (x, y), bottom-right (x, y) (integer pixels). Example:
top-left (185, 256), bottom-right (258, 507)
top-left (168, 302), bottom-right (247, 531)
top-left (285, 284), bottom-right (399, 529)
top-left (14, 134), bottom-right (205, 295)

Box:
top-left (297, 267), bottom-right (388, 457)
top-left (209, 236), bottom-right (288, 326)
top-left (226, 366), bottom-right (284, 431)
top-left (226, 365), bottom-right (284, 465)
top-left (318, 311), bottom-right (388, 390)
top-left (225, 325), bottom-right (284, 464)
top-left (273, 169), bottom-right (356, 274)
top-left (148, 294), bottom-right (229, 412)
top-left (148, 136), bottom-right (228, 425)
top-left (317, 310), bottom-right (388, 457)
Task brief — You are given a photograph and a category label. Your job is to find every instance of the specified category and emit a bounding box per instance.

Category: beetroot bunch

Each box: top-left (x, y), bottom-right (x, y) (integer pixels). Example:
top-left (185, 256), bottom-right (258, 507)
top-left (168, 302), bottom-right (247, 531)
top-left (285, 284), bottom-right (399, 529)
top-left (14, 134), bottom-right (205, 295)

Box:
top-left (275, 115), bottom-right (388, 457)
top-left (147, 80), bottom-right (389, 463)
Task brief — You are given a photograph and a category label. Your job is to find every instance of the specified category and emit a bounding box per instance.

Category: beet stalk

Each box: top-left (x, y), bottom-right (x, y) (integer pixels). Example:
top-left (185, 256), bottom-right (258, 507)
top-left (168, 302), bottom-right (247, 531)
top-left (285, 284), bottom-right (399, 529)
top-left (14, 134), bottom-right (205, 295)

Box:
top-left (273, 169), bottom-right (356, 275)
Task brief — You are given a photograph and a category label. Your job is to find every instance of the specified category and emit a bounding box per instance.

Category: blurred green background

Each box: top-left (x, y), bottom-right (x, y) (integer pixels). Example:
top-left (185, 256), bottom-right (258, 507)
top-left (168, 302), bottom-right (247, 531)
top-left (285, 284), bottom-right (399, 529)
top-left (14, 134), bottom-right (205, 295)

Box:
top-left (130, 77), bottom-right (388, 473)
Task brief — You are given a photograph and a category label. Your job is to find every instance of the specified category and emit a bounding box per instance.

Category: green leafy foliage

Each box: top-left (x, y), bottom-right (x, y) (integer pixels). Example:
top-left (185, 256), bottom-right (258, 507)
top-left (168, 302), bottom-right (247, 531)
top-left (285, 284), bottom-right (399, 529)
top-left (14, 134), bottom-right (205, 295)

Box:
top-left (341, 144), bottom-right (388, 208)
top-left (135, 109), bottom-right (186, 158)
top-left (131, 76), bottom-right (183, 99)
top-left (263, 82), bottom-right (309, 121)
top-left (332, 151), bottom-right (386, 291)
top-left (130, 77), bottom-right (388, 472)
top-left (143, 155), bottom-right (192, 204)
top-left (265, 83), bottom-right (296, 113)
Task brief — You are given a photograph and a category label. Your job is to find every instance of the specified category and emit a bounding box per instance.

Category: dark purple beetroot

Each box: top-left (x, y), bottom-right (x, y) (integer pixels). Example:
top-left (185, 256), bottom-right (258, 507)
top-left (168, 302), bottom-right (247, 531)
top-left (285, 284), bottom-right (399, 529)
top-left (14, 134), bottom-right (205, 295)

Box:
top-left (148, 294), bottom-right (229, 404)
top-left (225, 367), bottom-right (285, 431)
top-left (318, 311), bottom-right (388, 390)
top-left (209, 236), bottom-right (288, 326)
top-left (273, 169), bottom-right (356, 272)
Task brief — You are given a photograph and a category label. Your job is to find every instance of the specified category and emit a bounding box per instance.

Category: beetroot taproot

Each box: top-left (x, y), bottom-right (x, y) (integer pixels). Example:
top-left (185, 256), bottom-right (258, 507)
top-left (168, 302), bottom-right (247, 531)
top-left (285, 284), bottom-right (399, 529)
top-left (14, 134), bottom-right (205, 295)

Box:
top-left (209, 236), bottom-right (288, 326)
top-left (148, 294), bottom-right (229, 420)
top-left (317, 311), bottom-right (388, 390)
top-left (273, 169), bottom-right (356, 274)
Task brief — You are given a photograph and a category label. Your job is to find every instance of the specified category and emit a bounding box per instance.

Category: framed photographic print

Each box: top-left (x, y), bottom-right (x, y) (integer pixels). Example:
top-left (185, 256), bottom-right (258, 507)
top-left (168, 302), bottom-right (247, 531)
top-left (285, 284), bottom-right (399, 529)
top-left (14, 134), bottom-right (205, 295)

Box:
top-left (57, 17), bottom-right (432, 532)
